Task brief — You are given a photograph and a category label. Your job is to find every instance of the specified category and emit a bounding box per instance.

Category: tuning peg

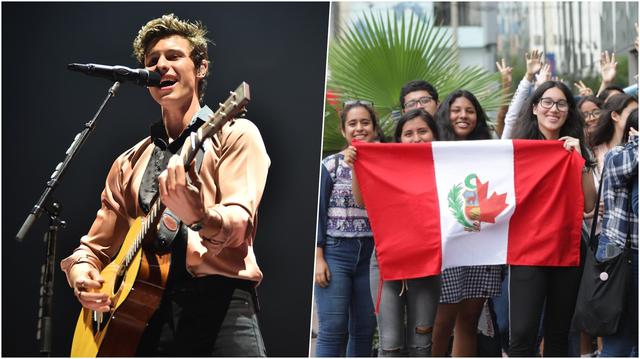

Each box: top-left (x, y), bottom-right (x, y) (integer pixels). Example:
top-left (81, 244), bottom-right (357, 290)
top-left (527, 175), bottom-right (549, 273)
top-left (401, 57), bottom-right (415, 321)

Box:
top-left (230, 101), bottom-right (238, 107)
top-left (218, 102), bottom-right (226, 109)
top-left (229, 91), bottom-right (237, 97)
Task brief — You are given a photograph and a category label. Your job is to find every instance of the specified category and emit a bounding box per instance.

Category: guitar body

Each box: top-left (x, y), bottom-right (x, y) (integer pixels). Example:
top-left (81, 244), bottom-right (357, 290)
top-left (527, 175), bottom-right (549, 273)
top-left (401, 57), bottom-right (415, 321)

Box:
top-left (70, 217), bottom-right (171, 357)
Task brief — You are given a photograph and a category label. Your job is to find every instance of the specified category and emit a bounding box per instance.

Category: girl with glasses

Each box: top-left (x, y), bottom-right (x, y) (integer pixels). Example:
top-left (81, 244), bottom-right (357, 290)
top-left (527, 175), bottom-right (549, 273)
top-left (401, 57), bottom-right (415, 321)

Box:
top-left (508, 81), bottom-right (597, 356)
top-left (578, 96), bottom-right (604, 143)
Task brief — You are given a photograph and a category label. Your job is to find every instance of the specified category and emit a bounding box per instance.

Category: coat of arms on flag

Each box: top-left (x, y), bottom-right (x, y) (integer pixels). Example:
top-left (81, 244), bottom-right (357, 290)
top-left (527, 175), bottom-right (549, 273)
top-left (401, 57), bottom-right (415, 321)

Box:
top-left (448, 174), bottom-right (509, 232)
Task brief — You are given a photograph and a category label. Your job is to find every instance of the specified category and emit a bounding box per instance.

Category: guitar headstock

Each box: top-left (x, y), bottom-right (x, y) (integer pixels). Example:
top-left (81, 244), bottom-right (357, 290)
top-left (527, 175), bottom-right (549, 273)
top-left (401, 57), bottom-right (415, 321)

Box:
top-left (200, 82), bottom-right (251, 139)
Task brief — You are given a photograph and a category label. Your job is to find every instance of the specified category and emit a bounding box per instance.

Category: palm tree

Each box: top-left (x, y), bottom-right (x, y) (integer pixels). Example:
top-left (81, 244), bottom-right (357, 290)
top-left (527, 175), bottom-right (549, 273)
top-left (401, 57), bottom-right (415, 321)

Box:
top-left (324, 10), bottom-right (507, 154)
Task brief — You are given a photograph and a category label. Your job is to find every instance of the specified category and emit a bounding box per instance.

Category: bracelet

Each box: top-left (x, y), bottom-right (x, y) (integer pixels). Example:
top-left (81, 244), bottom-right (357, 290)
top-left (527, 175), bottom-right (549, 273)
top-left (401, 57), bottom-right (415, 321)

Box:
top-left (71, 255), bottom-right (94, 268)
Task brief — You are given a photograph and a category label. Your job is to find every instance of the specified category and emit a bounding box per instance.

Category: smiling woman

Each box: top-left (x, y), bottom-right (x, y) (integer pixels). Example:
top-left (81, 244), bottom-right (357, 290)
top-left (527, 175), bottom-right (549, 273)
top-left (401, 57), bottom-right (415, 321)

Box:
top-left (430, 89), bottom-right (502, 357)
top-left (435, 90), bottom-right (492, 141)
top-left (314, 101), bottom-right (382, 357)
top-left (508, 80), bottom-right (597, 356)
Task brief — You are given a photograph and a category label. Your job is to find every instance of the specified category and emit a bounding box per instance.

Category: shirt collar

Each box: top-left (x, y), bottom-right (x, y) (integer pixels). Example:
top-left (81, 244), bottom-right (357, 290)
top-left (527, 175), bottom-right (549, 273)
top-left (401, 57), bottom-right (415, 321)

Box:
top-left (149, 105), bottom-right (213, 153)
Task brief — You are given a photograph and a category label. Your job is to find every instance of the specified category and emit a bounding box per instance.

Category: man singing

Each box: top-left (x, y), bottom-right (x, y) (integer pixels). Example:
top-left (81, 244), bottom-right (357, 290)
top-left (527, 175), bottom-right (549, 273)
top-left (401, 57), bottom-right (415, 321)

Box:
top-left (60, 14), bottom-right (270, 356)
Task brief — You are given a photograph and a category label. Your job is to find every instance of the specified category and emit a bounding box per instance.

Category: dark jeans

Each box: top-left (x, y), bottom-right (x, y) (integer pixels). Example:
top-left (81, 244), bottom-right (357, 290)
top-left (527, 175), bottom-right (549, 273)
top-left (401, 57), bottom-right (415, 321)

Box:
top-left (508, 265), bottom-right (581, 357)
top-left (136, 276), bottom-right (266, 357)
top-left (490, 269), bottom-right (510, 353)
top-left (315, 236), bottom-right (376, 357)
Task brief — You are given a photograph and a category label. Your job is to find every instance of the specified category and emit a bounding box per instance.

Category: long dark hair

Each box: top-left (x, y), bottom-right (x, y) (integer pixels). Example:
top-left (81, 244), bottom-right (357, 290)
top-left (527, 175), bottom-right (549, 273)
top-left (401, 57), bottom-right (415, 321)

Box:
top-left (512, 81), bottom-right (593, 166)
top-left (434, 90), bottom-right (491, 141)
top-left (394, 109), bottom-right (440, 142)
top-left (590, 93), bottom-right (637, 147)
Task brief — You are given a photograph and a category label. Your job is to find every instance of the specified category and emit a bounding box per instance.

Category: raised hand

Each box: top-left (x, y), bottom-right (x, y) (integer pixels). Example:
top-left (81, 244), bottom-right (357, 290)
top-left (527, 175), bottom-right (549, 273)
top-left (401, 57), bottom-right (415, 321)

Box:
top-left (495, 58), bottom-right (513, 87)
top-left (574, 81), bottom-right (594, 97)
top-left (535, 63), bottom-right (552, 88)
top-left (600, 51), bottom-right (617, 84)
top-left (525, 49), bottom-right (544, 80)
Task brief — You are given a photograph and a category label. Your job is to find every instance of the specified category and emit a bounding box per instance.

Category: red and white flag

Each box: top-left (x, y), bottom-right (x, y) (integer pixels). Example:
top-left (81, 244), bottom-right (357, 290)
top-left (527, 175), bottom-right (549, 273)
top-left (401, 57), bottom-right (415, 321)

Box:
top-left (353, 140), bottom-right (585, 281)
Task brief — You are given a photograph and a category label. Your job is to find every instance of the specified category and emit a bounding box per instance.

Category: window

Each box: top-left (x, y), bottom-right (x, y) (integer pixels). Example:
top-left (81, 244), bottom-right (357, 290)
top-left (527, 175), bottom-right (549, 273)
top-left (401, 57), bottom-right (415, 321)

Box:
top-left (434, 2), bottom-right (482, 26)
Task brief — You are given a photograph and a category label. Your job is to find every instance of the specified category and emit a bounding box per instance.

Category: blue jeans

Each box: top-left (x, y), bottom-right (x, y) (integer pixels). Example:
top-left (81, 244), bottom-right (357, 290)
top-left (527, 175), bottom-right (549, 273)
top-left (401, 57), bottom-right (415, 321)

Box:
top-left (600, 249), bottom-right (638, 357)
top-left (315, 237), bottom-right (376, 357)
top-left (370, 253), bottom-right (440, 357)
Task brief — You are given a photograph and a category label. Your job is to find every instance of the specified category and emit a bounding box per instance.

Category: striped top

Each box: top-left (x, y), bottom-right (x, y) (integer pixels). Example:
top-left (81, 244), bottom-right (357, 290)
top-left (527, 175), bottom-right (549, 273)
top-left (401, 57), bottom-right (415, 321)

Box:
top-left (321, 153), bottom-right (372, 241)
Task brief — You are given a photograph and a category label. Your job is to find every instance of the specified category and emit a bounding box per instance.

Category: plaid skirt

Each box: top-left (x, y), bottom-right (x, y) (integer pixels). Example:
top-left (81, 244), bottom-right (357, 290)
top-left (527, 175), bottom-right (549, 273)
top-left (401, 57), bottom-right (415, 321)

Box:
top-left (439, 265), bottom-right (503, 304)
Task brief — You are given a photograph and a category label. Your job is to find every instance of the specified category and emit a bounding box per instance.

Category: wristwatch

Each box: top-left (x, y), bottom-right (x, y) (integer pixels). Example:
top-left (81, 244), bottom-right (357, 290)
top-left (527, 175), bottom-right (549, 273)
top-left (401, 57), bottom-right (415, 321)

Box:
top-left (187, 219), bottom-right (203, 231)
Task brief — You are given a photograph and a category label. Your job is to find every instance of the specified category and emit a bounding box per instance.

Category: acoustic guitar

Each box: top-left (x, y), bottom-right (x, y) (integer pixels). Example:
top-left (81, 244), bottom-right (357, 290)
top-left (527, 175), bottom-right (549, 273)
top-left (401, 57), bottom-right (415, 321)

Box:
top-left (70, 82), bottom-right (251, 357)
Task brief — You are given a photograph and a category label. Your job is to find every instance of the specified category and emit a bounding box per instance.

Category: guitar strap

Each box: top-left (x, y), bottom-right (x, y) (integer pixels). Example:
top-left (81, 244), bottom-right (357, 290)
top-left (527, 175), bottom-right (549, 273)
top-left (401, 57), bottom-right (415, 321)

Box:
top-left (139, 110), bottom-right (209, 254)
top-left (152, 148), bottom-right (206, 254)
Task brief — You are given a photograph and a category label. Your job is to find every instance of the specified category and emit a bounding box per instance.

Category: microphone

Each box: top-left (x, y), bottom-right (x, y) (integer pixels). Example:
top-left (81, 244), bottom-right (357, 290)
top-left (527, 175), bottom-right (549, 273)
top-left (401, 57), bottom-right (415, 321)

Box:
top-left (67, 63), bottom-right (161, 87)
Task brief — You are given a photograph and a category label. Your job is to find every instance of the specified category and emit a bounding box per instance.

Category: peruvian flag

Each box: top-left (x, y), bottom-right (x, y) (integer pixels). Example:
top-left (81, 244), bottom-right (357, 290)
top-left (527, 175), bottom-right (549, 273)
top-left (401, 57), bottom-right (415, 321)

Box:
top-left (353, 140), bottom-right (585, 281)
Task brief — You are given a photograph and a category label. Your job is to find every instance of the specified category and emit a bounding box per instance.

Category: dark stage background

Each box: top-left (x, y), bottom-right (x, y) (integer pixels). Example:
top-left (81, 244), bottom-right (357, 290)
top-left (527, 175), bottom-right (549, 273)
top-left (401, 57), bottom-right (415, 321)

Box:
top-left (2, 3), bottom-right (327, 356)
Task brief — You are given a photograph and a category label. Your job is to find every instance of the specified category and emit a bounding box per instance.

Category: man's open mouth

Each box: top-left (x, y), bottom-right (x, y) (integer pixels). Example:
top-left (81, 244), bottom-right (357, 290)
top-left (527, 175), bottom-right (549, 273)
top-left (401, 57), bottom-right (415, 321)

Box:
top-left (160, 80), bottom-right (177, 87)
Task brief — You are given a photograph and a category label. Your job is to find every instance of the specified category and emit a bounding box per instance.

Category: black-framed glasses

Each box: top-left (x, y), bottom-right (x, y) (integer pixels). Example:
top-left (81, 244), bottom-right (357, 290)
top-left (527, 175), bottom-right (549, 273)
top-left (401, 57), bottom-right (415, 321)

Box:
top-left (539, 97), bottom-right (569, 112)
top-left (343, 99), bottom-right (374, 108)
top-left (581, 109), bottom-right (602, 119)
top-left (404, 96), bottom-right (433, 109)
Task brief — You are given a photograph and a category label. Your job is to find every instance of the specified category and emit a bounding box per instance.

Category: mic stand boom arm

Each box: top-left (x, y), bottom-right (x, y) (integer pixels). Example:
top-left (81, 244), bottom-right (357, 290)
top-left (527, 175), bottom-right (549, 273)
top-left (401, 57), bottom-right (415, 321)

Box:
top-left (16, 81), bottom-right (121, 241)
top-left (15, 81), bottom-right (121, 356)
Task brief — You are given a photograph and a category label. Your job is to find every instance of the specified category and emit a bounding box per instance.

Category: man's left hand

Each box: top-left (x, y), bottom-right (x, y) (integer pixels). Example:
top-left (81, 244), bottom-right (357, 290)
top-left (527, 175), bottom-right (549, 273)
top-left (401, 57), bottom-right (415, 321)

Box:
top-left (158, 154), bottom-right (205, 225)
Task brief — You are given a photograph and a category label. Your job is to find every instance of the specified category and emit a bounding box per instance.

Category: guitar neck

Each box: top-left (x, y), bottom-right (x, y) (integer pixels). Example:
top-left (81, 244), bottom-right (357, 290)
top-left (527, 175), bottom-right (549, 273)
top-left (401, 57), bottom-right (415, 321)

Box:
top-left (121, 199), bottom-right (164, 269)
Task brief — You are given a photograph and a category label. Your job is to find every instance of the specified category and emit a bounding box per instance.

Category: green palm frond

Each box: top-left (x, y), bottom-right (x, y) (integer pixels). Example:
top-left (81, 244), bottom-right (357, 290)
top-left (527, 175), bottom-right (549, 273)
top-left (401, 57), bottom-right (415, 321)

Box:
top-left (324, 10), bottom-right (506, 155)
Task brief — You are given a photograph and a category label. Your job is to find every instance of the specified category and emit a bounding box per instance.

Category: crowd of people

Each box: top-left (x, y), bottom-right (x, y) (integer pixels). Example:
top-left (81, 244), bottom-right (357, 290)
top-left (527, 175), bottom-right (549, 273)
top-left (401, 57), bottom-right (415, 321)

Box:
top-left (314, 43), bottom-right (638, 357)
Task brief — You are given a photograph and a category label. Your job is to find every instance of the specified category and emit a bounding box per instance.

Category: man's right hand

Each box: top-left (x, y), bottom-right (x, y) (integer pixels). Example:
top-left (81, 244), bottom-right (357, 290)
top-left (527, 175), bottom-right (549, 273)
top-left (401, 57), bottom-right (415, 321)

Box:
top-left (69, 263), bottom-right (111, 312)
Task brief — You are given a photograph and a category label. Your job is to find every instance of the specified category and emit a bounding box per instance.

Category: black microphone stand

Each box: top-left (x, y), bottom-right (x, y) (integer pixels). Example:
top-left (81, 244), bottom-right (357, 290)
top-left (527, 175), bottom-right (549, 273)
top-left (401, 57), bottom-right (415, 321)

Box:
top-left (16, 81), bottom-right (121, 356)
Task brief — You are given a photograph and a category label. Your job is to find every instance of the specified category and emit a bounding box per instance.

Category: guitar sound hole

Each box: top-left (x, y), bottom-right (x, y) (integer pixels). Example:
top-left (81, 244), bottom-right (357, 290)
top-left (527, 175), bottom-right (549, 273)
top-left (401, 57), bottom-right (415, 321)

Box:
top-left (114, 273), bottom-right (124, 295)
